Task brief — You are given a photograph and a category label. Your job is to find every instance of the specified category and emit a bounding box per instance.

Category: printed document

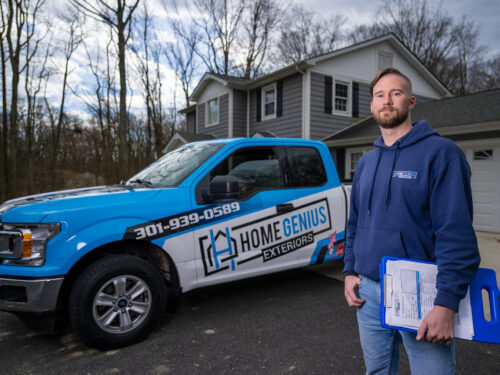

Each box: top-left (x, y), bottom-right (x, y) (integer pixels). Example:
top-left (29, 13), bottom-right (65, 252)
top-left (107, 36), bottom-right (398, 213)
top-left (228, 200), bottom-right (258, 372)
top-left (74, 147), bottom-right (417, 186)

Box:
top-left (383, 259), bottom-right (474, 340)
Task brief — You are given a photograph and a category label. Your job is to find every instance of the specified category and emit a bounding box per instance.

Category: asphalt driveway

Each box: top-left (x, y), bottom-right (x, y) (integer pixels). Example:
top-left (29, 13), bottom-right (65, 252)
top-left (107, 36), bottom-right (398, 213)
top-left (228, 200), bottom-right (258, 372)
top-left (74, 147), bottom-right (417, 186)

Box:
top-left (0, 268), bottom-right (499, 374)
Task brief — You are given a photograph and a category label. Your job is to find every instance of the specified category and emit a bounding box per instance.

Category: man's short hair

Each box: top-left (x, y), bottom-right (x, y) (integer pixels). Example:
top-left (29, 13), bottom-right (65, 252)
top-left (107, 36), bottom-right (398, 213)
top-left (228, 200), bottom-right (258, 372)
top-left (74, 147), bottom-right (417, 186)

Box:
top-left (370, 68), bottom-right (412, 97)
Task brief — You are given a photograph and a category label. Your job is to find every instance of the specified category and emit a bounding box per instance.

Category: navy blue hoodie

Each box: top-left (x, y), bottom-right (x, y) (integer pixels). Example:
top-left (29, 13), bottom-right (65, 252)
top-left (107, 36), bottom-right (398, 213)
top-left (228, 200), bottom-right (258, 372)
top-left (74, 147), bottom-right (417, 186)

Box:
top-left (343, 120), bottom-right (480, 311)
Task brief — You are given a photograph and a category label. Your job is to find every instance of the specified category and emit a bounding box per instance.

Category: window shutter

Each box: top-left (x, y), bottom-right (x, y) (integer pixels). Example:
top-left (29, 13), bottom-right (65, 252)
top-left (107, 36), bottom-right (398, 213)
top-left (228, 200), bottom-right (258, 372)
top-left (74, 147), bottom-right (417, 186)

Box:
top-left (324, 76), bottom-right (333, 113)
top-left (276, 80), bottom-right (283, 117)
top-left (352, 81), bottom-right (359, 118)
top-left (256, 88), bottom-right (261, 122)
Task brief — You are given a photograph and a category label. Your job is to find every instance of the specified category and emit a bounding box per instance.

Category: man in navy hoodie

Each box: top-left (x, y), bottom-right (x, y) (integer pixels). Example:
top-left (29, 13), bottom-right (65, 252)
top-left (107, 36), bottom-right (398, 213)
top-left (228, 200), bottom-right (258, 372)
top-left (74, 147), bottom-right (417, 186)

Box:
top-left (343, 68), bottom-right (480, 374)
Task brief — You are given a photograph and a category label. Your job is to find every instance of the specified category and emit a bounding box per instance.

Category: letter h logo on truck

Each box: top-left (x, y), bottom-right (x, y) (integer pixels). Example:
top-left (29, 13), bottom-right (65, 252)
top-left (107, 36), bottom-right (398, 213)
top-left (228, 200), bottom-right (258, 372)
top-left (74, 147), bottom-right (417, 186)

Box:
top-left (199, 227), bottom-right (237, 275)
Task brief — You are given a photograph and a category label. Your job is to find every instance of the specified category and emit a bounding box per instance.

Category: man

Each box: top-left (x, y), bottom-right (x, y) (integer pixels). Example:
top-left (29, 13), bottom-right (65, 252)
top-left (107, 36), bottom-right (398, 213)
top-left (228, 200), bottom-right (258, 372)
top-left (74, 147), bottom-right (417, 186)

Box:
top-left (343, 68), bottom-right (480, 374)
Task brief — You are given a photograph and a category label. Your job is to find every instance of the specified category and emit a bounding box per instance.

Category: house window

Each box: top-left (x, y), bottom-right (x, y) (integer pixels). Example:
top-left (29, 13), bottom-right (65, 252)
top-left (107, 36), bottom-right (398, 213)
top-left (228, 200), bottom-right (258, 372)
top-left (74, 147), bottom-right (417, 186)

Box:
top-left (473, 149), bottom-right (493, 160)
top-left (345, 148), bottom-right (371, 179)
top-left (262, 83), bottom-right (276, 120)
top-left (206, 97), bottom-right (219, 126)
top-left (334, 81), bottom-right (350, 114)
top-left (378, 50), bottom-right (393, 70)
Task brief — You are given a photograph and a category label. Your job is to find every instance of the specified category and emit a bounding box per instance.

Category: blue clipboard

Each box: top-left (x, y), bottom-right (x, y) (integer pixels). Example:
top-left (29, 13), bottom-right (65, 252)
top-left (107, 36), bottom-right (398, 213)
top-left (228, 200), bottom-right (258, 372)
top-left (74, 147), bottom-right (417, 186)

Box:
top-left (380, 256), bottom-right (500, 344)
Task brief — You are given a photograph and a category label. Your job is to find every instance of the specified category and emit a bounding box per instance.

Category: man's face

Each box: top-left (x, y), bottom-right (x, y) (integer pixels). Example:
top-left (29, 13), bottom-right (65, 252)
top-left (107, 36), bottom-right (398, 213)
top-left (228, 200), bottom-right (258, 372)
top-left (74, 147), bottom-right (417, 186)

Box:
top-left (371, 74), bottom-right (416, 129)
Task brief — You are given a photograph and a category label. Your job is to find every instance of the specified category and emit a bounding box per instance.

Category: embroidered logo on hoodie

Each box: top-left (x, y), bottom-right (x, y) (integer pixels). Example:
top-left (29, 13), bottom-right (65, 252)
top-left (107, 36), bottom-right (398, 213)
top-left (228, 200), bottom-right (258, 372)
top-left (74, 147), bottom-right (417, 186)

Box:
top-left (392, 170), bottom-right (418, 179)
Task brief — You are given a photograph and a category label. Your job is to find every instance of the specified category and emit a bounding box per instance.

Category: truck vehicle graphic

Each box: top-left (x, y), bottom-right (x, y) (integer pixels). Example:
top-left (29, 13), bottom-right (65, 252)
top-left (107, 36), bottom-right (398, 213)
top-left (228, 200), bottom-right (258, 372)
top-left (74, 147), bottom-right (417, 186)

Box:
top-left (0, 138), bottom-right (348, 349)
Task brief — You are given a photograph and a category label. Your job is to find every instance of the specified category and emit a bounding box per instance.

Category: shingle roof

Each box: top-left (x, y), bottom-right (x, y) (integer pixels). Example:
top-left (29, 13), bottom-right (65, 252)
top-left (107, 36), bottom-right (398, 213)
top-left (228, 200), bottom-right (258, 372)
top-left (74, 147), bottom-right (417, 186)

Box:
top-left (323, 88), bottom-right (500, 142)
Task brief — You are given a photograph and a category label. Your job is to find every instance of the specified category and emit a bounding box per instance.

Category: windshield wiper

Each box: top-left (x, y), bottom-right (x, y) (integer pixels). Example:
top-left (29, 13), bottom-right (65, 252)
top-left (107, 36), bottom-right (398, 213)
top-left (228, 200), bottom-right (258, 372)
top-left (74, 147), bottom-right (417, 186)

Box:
top-left (127, 179), bottom-right (155, 187)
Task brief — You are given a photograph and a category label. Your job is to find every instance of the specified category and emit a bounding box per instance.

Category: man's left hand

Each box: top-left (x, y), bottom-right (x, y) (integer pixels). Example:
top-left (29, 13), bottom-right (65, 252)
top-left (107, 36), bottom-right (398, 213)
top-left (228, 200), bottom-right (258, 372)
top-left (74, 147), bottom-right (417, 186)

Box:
top-left (416, 305), bottom-right (455, 345)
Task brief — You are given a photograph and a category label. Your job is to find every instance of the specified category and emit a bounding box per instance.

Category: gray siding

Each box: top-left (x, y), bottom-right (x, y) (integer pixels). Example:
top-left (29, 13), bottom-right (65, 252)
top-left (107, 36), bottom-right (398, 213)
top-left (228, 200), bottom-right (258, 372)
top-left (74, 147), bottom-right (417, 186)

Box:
top-left (197, 103), bottom-right (205, 132)
top-left (310, 72), bottom-right (371, 140)
top-left (187, 112), bottom-right (196, 133)
top-left (198, 94), bottom-right (229, 138)
top-left (249, 73), bottom-right (303, 138)
top-left (358, 82), bottom-right (372, 118)
top-left (233, 89), bottom-right (247, 137)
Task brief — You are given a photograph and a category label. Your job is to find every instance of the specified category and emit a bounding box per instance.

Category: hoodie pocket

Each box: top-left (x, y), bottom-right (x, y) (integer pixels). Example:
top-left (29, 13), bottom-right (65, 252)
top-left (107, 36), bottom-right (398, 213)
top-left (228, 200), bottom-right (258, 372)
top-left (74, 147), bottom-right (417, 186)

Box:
top-left (353, 226), bottom-right (409, 278)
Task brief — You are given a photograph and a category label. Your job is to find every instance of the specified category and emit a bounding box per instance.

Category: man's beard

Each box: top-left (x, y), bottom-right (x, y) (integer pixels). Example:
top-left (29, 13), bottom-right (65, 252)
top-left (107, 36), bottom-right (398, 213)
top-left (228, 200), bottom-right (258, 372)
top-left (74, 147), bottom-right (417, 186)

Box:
top-left (374, 106), bottom-right (409, 129)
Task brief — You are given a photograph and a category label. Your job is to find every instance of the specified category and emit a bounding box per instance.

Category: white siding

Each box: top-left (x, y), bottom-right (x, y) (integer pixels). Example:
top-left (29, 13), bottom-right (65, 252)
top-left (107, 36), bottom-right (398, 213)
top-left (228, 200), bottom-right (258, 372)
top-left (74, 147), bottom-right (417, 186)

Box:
top-left (311, 41), bottom-right (442, 99)
top-left (197, 81), bottom-right (231, 104)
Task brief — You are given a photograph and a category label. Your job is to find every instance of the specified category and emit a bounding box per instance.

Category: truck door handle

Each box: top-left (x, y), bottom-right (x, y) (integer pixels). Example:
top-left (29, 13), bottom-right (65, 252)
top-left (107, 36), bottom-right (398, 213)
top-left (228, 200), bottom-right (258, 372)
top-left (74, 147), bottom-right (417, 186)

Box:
top-left (276, 203), bottom-right (294, 214)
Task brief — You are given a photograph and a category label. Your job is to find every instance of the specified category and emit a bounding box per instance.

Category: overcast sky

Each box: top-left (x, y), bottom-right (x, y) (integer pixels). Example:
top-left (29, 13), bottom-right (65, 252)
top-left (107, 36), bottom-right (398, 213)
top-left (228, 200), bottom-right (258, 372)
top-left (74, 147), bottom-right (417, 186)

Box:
top-left (298, 0), bottom-right (500, 57)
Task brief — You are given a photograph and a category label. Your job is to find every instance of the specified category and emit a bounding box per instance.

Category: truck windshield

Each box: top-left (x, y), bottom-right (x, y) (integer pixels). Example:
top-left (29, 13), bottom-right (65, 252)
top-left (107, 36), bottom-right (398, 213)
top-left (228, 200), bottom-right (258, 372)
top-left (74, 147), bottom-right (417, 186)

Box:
top-left (126, 143), bottom-right (224, 187)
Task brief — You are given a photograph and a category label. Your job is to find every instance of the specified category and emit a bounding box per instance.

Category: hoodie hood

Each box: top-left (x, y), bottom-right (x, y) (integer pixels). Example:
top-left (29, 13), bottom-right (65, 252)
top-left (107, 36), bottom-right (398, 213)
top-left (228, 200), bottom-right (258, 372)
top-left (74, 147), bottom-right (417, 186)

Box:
top-left (367, 120), bottom-right (439, 213)
top-left (373, 120), bottom-right (439, 149)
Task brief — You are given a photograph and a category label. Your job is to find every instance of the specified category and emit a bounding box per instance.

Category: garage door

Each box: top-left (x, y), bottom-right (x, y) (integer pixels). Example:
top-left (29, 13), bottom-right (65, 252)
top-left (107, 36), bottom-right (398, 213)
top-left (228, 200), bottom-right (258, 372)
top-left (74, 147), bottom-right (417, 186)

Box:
top-left (461, 144), bottom-right (500, 233)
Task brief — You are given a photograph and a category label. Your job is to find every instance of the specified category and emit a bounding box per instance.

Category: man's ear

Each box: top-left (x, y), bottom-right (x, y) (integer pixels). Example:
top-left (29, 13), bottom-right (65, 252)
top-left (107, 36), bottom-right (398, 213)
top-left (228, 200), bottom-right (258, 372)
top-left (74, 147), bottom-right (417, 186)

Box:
top-left (409, 96), bottom-right (416, 109)
top-left (370, 100), bottom-right (374, 114)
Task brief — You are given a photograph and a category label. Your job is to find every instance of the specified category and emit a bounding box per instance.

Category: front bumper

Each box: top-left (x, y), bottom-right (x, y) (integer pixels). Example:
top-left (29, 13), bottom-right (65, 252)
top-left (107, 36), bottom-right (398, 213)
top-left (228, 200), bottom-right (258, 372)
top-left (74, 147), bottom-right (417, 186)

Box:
top-left (0, 276), bottom-right (64, 312)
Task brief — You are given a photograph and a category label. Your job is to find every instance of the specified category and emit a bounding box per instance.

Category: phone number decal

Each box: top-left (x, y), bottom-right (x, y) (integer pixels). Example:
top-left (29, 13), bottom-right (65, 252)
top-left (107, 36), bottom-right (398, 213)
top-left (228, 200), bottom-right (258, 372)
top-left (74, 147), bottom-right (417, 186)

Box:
top-left (123, 202), bottom-right (241, 241)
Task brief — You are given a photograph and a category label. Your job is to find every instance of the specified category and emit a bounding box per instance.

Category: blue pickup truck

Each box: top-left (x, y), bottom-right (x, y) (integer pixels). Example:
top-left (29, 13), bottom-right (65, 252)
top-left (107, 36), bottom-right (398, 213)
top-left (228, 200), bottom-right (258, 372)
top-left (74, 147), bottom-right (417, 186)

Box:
top-left (0, 138), bottom-right (348, 349)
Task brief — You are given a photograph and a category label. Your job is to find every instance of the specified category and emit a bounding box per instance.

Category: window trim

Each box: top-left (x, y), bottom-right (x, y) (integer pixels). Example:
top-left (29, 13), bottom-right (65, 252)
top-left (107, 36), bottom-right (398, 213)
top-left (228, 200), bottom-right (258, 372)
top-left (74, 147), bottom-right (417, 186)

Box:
top-left (333, 80), bottom-right (351, 117)
top-left (345, 147), bottom-right (372, 180)
top-left (261, 83), bottom-right (277, 121)
top-left (205, 97), bottom-right (219, 127)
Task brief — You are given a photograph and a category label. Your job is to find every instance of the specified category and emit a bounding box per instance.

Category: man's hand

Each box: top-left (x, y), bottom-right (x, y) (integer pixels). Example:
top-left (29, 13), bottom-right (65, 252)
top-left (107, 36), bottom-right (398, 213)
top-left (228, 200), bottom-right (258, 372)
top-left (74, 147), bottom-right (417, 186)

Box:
top-left (344, 275), bottom-right (366, 307)
top-left (416, 305), bottom-right (455, 345)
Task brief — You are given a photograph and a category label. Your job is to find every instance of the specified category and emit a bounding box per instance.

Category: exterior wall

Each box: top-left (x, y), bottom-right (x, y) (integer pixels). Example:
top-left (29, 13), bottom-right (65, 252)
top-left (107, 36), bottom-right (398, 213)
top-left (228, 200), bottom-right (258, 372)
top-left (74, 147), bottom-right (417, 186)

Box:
top-left (233, 89), bottom-right (247, 137)
top-left (309, 73), bottom-right (372, 140)
top-left (249, 73), bottom-right (303, 138)
top-left (186, 112), bottom-right (196, 133)
top-left (197, 81), bottom-right (231, 103)
top-left (312, 40), bottom-right (444, 99)
top-left (196, 94), bottom-right (229, 138)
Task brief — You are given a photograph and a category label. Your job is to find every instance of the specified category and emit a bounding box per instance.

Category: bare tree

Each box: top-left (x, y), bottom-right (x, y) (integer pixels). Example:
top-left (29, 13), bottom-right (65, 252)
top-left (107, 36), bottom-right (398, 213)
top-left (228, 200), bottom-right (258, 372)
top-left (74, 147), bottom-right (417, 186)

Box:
top-left (237, 0), bottom-right (281, 78)
top-left (276, 5), bottom-right (345, 64)
top-left (23, 24), bottom-right (51, 194)
top-left (347, 0), bottom-right (486, 94)
top-left (190, 0), bottom-right (246, 75)
top-left (45, 7), bottom-right (83, 189)
top-left (165, 16), bottom-right (200, 107)
top-left (2, 0), bottom-right (46, 199)
top-left (71, 0), bottom-right (140, 181)
top-left (0, 2), bottom-right (8, 200)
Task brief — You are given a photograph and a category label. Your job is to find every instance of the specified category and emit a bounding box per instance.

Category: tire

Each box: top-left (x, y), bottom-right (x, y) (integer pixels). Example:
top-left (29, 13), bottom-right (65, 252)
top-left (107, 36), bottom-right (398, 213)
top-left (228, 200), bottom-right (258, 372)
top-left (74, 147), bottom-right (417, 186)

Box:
top-left (68, 255), bottom-right (167, 349)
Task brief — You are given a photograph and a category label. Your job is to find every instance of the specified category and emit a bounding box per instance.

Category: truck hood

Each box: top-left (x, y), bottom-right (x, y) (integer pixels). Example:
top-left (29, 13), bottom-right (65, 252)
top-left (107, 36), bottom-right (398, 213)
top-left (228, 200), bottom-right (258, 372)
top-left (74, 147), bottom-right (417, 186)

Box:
top-left (0, 185), bottom-right (163, 223)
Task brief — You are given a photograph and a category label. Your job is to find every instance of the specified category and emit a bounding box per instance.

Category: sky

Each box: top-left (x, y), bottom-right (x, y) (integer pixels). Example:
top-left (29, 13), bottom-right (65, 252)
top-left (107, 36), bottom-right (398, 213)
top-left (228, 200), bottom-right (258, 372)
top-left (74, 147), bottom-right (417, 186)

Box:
top-left (299, 0), bottom-right (500, 57)
top-left (36, 0), bottom-right (499, 119)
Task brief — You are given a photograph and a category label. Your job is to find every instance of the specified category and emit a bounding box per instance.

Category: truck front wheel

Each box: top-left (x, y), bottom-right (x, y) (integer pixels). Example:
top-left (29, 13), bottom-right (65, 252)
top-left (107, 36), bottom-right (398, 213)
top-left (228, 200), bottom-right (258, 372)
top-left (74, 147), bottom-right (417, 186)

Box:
top-left (68, 255), bottom-right (167, 349)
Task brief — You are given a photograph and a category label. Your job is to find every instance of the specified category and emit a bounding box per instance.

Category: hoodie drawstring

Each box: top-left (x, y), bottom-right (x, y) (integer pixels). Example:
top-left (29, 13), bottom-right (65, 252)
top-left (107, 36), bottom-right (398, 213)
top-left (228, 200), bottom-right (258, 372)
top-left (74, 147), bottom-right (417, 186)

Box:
top-left (368, 148), bottom-right (383, 215)
top-left (385, 141), bottom-right (401, 208)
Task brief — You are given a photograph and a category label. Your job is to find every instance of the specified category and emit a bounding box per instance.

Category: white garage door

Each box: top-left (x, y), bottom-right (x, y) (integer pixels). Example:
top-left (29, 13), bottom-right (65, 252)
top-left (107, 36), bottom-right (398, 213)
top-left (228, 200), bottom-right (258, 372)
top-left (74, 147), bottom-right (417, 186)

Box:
top-left (461, 143), bottom-right (500, 233)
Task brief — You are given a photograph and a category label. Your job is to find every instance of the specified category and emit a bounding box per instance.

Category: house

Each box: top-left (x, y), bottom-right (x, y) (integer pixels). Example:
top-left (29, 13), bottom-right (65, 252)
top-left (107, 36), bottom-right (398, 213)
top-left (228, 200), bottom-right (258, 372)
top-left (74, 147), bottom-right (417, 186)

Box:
top-left (178, 33), bottom-right (500, 233)
top-left (323, 88), bottom-right (500, 233)
top-left (180, 33), bottom-right (450, 142)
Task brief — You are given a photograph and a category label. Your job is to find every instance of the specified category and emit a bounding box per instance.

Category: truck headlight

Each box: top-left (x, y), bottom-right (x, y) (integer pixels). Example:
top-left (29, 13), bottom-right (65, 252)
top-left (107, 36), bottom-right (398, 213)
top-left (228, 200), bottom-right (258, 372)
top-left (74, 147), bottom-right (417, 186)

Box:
top-left (0, 223), bottom-right (61, 266)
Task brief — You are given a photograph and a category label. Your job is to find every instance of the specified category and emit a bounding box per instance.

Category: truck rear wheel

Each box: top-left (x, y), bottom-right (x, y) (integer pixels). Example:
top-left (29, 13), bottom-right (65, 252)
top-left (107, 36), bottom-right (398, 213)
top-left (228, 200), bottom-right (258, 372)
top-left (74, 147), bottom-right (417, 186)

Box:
top-left (68, 255), bottom-right (167, 349)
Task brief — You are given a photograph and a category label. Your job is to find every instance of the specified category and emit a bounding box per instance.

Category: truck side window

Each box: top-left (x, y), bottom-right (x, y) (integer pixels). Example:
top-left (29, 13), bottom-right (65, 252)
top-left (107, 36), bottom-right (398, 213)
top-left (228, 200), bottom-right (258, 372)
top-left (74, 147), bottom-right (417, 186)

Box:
top-left (287, 147), bottom-right (327, 187)
top-left (209, 147), bottom-right (284, 199)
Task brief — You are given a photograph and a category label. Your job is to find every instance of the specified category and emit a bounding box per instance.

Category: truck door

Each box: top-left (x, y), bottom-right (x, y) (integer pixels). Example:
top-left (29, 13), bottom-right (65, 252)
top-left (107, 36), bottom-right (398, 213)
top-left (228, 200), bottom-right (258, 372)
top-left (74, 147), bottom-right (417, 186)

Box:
top-left (283, 145), bottom-right (346, 266)
top-left (193, 145), bottom-right (299, 288)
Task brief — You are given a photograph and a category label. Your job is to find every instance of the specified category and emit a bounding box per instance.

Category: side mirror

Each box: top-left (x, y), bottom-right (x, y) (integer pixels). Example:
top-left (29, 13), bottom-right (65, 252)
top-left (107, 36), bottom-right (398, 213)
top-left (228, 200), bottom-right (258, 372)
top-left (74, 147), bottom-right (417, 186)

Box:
top-left (206, 175), bottom-right (239, 203)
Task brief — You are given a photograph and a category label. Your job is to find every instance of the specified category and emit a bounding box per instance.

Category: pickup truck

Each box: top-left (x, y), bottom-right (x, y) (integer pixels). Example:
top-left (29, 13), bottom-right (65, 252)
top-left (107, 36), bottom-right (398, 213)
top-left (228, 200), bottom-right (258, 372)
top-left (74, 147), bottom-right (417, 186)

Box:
top-left (0, 138), bottom-right (348, 349)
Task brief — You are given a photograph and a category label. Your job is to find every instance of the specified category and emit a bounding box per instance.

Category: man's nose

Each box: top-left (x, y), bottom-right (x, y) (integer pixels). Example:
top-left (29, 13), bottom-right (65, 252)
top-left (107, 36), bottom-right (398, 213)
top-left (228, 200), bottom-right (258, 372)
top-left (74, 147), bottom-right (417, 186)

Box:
top-left (383, 94), bottom-right (393, 105)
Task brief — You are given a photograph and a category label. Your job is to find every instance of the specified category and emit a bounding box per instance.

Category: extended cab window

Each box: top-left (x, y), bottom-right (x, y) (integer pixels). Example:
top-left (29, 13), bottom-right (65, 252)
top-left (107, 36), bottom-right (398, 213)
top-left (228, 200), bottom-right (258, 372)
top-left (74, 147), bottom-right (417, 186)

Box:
top-left (206, 147), bottom-right (285, 200)
top-left (287, 146), bottom-right (327, 187)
